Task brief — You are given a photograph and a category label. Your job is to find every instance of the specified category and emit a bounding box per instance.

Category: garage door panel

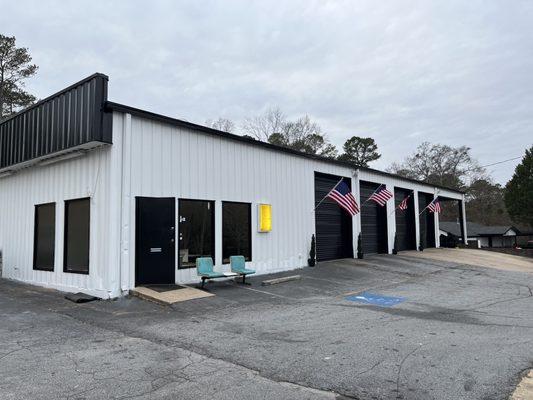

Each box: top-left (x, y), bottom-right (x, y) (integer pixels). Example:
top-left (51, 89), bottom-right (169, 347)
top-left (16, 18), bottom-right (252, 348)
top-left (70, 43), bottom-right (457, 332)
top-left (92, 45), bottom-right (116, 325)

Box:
top-left (394, 188), bottom-right (416, 251)
top-left (360, 181), bottom-right (388, 254)
top-left (418, 193), bottom-right (435, 249)
top-left (314, 173), bottom-right (353, 261)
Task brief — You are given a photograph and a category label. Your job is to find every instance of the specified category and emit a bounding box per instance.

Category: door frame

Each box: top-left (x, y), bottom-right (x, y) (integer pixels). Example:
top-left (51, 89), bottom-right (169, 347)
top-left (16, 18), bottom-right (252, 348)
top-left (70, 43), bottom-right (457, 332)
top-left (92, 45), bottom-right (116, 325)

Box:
top-left (135, 196), bottom-right (176, 286)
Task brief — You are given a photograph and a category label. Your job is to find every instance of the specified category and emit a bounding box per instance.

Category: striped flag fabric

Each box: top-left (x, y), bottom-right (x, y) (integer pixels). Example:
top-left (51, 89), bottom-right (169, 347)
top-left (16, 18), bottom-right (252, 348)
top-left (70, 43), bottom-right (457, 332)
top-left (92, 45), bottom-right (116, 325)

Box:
top-left (428, 198), bottom-right (441, 213)
top-left (369, 185), bottom-right (393, 206)
top-left (327, 181), bottom-right (359, 216)
top-left (398, 195), bottom-right (410, 210)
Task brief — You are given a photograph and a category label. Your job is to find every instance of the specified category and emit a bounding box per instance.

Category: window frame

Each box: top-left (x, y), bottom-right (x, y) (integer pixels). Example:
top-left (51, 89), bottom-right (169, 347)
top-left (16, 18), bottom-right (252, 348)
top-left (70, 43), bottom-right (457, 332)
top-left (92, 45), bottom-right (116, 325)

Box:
top-left (177, 198), bottom-right (216, 270)
top-left (33, 202), bottom-right (56, 271)
top-left (222, 201), bottom-right (252, 264)
top-left (63, 197), bottom-right (91, 275)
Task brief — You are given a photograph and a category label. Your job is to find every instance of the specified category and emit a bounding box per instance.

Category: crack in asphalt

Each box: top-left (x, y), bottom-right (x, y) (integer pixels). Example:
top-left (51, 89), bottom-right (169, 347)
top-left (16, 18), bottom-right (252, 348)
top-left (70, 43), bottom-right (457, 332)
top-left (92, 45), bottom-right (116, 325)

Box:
top-left (395, 343), bottom-right (425, 399)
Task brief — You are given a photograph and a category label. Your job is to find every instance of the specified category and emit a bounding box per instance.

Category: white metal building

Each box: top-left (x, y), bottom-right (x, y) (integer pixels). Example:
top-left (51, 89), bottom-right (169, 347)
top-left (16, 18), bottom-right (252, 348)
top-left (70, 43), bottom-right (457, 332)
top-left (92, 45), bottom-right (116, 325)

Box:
top-left (0, 74), bottom-right (467, 298)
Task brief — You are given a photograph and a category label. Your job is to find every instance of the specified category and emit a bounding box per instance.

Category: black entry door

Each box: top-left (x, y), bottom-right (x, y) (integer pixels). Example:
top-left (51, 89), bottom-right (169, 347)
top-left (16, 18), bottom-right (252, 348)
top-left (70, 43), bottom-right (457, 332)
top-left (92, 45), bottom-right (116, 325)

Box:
top-left (314, 172), bottom-right (353, 261)
top-left (135, 197), bottom-right (175, 286)
top-left (360, 181), bottom-right (388, 254)
top-left (394, 189), bottom-right (416, 251)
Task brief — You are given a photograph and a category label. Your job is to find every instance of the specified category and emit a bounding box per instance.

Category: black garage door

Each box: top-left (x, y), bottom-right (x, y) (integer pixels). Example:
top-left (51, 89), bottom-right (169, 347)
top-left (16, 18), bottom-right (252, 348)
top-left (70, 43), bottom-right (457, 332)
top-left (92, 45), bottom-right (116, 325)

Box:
top-left (360, 181), bottom-right (388, 254)
top-left (314, 172), bottom-right (353, 261)
top-left (394, 188), bottom-right (416, 251)
top-left (418, 193), bottom-right (436, 249)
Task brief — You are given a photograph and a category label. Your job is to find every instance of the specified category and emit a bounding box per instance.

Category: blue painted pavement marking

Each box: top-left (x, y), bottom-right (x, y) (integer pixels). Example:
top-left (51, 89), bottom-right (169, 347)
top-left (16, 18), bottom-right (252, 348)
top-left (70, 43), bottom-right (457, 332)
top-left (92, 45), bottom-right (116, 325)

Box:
top-left (345, 291), bottom-right (406, 307)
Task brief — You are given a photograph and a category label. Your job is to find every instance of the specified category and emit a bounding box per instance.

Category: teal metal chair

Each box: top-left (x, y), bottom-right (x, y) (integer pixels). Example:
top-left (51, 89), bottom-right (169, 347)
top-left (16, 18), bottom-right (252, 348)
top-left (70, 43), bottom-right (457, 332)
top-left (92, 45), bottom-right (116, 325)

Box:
top-left (230, 256), bottom-right (255, 284)
top-left (196, 257), bottom-right (225, 289)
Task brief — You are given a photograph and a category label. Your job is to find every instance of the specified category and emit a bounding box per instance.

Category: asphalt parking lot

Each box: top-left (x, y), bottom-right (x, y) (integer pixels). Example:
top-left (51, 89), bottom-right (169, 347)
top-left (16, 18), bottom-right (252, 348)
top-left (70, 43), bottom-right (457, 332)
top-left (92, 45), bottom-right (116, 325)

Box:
top-left (1, 249), bottom-right (532, 400)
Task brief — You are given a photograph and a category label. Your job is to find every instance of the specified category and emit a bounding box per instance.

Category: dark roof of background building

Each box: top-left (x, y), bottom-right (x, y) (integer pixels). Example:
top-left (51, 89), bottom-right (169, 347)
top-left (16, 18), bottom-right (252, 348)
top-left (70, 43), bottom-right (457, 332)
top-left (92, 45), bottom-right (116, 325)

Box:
top-left (439, 221), bottom-right (519, 237)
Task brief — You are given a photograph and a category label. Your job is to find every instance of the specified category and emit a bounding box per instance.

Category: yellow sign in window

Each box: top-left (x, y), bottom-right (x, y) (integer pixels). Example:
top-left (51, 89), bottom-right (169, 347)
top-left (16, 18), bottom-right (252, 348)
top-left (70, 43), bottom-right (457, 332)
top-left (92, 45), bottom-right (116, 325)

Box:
top-left (258, 204), bottom-right (272, 232)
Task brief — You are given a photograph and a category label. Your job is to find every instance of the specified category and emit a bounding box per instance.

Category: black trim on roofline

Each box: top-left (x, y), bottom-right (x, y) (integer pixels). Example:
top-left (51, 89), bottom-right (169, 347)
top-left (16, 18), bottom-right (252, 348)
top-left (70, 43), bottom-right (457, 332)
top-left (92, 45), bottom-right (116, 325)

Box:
top-left (105, 101), bottom-right (464, 194)
top-left (0, 73), bottom-right (112, 170)
top-left (1, 73), bottom-right (109, 125)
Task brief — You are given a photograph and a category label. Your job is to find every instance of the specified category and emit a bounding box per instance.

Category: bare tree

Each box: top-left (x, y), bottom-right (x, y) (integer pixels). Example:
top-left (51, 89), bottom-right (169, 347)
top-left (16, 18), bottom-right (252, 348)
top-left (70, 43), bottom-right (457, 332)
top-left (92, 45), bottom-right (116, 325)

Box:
top-left (241, 108), bottom-right (338, 157)
top-left (241, 107), bottom-right (286, 141)
top-left (205, 117), bottom-right (235, 133)
top-left (388, 142), bottom-right (484, 190)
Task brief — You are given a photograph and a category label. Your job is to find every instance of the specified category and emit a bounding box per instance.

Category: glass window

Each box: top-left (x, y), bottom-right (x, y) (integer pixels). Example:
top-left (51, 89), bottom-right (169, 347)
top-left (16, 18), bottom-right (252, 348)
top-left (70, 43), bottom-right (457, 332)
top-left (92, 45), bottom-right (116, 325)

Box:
top-left (33, 203), bottom-right (56, 271)
top-left (64, 198), bottom-right (90, 274)
top-left (178, 199), bottom-right (214, 269)
top-left (223, 202), bottom-right (251, 263)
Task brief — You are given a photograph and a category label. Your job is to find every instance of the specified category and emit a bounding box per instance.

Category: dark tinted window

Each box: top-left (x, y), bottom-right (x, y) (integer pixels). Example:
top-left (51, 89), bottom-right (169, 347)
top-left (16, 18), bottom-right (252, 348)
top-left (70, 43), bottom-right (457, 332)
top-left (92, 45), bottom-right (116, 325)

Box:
top-left (33, 203), bottom-right (56, 271)
top-left (178, 199), bottom-right (215, 269)
top-left (64, 198), bottom-right (90, 274)
top-left (223, 202), bottom-right (251, 263)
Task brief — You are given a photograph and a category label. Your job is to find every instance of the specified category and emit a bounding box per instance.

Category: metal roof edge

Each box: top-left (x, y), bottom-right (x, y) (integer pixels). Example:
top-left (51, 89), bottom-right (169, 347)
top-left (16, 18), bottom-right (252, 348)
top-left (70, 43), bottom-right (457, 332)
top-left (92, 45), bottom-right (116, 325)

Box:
top-left (106, 100), bottom-right (464, 194)
top-left (0, 73), bottom-right (109, 126)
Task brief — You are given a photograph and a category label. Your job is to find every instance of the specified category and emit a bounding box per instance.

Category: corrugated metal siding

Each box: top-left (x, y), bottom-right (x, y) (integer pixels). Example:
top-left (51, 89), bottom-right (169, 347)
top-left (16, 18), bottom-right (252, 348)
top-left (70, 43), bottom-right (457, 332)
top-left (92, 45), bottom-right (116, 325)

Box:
top-left (116, 112), bottom-right (466, 286)
top-left (0, 103), bottom-right (466, 297)
top-left (0, 74), bottom-right (112, 171)
top-left (0, 147), bottom-right (116, 297)
top-left (118, 114), bottom-right (357, 285)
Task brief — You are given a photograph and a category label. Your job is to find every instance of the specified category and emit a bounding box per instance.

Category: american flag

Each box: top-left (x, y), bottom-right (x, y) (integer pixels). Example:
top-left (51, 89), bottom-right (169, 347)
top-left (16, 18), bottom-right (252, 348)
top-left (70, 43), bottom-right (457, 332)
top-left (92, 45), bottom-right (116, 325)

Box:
top-left (398, 195), bottom-right (410, 210)
top-left (428, 198), bottom-right (441, 213)
top-left (369, 185), bottom-right (393, 206)
top-left (327, 181), bottom-right (359, 216)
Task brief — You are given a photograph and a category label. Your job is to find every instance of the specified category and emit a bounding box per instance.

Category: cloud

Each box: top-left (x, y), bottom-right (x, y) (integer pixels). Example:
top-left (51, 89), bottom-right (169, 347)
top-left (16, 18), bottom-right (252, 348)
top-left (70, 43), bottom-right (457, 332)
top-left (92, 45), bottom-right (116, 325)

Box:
top-left (1, 0), bottom-right (531, 183)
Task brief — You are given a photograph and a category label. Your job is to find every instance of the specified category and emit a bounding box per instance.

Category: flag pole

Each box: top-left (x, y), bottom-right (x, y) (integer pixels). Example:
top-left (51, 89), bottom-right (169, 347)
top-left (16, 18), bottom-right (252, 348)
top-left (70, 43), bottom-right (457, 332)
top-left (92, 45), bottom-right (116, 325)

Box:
top-left (313, 177), bottom-right (345, 212)
top-left (418, 190), bottom-right (440, 216)
top-left (361, 183), bottom-right (384, 207)
top-left (388, 191), bottom-right (413, 217)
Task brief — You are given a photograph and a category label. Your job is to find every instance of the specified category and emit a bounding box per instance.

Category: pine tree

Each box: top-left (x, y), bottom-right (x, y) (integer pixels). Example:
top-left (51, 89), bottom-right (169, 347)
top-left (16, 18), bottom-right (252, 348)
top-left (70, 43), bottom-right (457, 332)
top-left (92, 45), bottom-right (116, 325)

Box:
top-left (504, 146), bottom-right (533, 227)
top-left (0, 34), bottom-right (38, 119)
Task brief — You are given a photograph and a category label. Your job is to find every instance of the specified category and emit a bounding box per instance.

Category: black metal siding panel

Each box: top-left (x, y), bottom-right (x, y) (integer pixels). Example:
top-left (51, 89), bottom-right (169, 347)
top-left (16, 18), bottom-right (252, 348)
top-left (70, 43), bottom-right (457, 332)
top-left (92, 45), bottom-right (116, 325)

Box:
top-left (314, 172), bottom-right (353, 261)
top-left (394, 188), bottom-right (416, 251)
top-left (360, 181), bottom-right (388, 254)
top-left (0, 73), bottom-right (112, 170)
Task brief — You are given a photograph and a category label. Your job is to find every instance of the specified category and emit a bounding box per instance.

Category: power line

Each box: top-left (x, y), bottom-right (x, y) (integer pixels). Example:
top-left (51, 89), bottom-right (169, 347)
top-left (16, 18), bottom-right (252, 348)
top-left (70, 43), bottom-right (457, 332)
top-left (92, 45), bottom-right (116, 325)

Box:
top-left (478, 156), bottom-right (522, 169)
top-left (463, 156), bottom-right (522, 173)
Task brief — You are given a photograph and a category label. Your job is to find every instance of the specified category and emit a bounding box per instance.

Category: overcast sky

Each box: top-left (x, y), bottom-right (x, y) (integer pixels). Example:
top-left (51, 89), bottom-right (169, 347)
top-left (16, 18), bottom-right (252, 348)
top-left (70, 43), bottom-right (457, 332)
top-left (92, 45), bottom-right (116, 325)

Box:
top-left (2, 0), bottom-right (531, 184)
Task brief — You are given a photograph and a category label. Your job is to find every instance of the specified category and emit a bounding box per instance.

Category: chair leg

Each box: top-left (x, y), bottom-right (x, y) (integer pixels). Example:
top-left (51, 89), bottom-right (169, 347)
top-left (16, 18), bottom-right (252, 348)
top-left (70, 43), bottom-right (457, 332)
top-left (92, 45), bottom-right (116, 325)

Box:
top-left (201, 277), bottom-right (205, 289)
top-left (242, 274), bottom-right (246, 284)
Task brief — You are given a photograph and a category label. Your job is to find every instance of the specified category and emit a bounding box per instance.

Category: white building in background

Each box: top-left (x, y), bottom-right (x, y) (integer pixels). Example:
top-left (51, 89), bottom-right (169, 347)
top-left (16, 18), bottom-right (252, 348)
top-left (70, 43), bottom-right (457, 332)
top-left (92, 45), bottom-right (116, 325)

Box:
top-left (439, 221), bottom-right (519, 248)
top-left (0, 74), bottom-right (467, 298)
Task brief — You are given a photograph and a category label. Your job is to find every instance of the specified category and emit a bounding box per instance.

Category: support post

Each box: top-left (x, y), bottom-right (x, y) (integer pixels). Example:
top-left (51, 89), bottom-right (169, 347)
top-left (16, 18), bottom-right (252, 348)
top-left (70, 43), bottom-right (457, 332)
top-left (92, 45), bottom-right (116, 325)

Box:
top-left (458, 195), bottom-right (468, 246)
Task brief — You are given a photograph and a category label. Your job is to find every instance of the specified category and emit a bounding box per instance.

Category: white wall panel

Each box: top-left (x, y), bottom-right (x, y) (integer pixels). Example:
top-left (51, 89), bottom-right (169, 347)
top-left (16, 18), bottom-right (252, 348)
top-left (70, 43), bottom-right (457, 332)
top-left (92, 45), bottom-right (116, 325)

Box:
top-left (0, 108), bottom-right (465, 297)
top-left (120, 113), bottom-right (463, 286)
top-left (121, 114), bottom-right (356, 285)
top-left (0, 146), bottom-right (118, 298)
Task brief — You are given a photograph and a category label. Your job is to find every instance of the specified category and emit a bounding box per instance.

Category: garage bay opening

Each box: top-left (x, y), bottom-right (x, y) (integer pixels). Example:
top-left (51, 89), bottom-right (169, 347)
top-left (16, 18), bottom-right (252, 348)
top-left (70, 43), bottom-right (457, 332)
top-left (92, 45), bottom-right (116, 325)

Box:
top-left (314, 172), bottom-right (354, 261)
